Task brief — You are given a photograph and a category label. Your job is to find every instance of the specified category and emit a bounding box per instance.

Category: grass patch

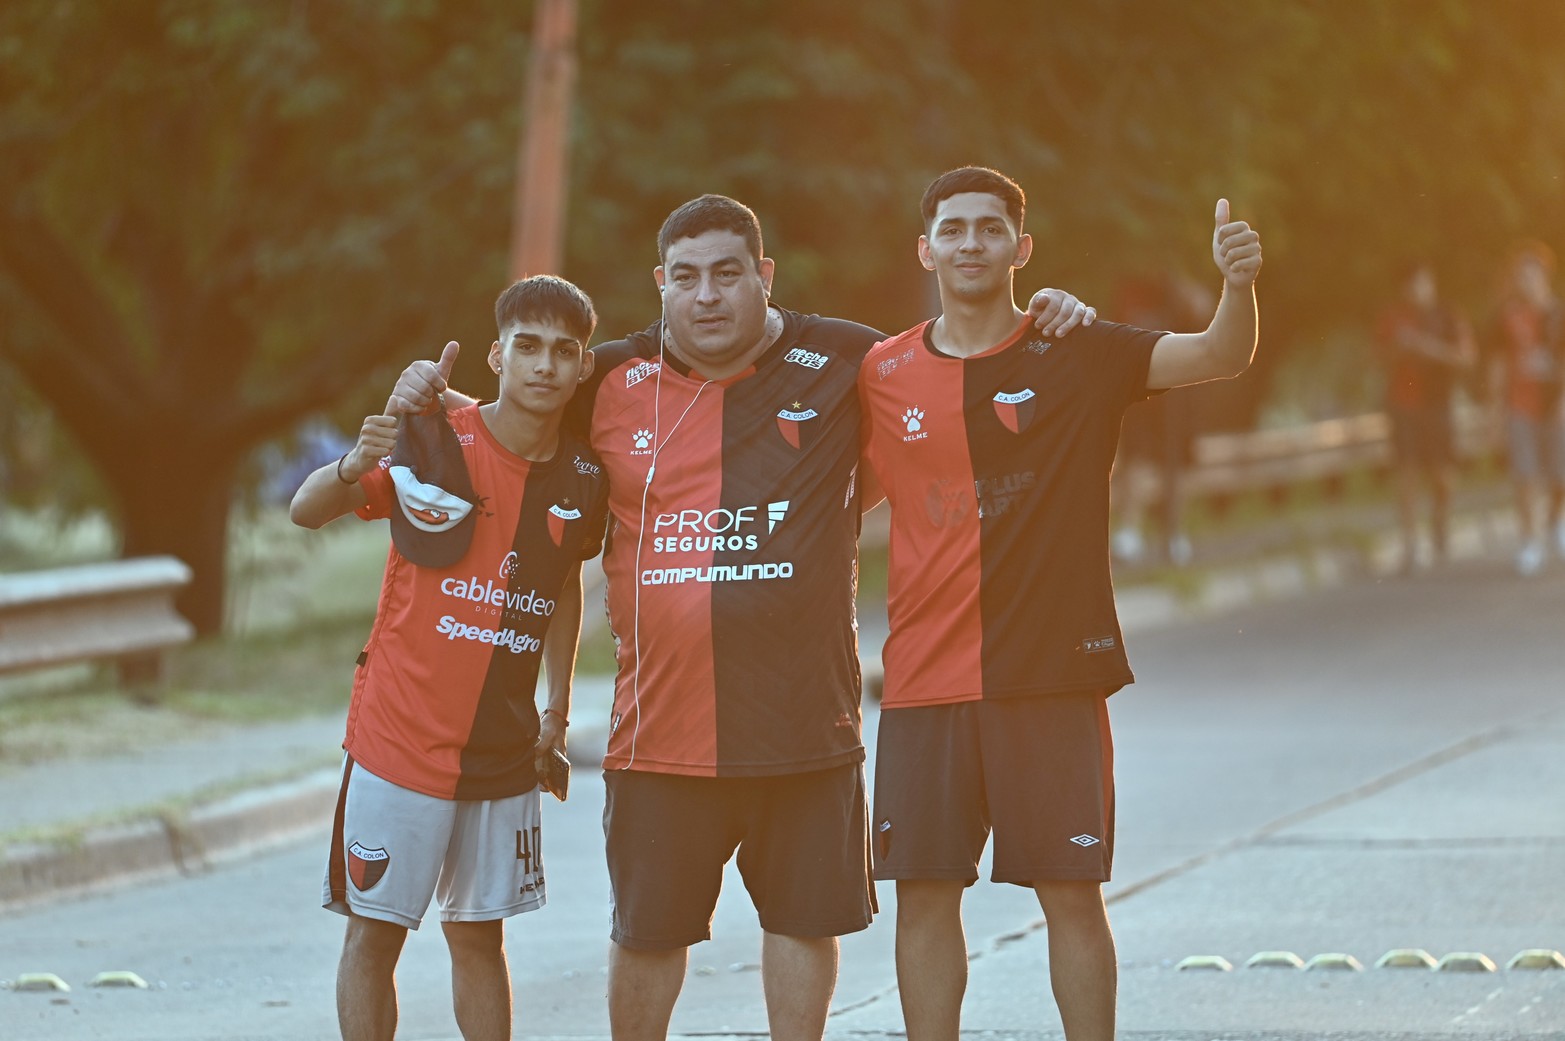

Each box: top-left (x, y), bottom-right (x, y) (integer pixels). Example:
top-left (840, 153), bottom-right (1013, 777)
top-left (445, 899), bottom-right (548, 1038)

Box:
top-left (0, 614), bottom-right (366, 764)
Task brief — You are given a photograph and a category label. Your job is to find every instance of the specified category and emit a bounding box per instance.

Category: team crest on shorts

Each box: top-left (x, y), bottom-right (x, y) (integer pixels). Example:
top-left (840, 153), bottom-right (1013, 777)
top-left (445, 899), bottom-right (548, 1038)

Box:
top-left (548, 500), bottom-right (582, 547)
top-left (348, 842), bottom-right (390, 891)
top-left (775, 401), bottom-right (819, 450)
top-left (992, 388), bottom-right (1037, 434)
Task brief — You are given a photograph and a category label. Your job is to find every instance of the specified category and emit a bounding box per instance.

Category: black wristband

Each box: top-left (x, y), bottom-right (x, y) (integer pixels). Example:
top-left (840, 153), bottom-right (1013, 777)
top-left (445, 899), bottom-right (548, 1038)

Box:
top-left (335, 453), bottom-right (356, 485)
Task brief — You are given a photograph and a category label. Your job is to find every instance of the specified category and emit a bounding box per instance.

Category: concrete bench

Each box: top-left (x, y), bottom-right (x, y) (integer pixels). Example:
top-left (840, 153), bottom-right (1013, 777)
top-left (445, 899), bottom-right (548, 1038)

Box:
top-left (0, 556), bottom-right (195, 685)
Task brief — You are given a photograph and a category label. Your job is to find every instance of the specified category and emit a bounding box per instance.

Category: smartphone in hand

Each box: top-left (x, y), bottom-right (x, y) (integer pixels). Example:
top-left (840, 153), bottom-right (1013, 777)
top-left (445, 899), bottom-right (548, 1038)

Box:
top-left (541, 746), bottom-right (570, 802)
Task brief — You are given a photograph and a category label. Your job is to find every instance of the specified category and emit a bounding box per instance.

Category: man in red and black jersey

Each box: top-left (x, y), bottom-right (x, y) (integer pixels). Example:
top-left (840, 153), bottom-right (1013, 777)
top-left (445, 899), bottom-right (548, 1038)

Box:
top-left (859, 167), bottom-right (1262, 1041)
top-left (292, 276), bottom-right (609, 1041)
top-left (392, 196), bottom-right (1096, 1041)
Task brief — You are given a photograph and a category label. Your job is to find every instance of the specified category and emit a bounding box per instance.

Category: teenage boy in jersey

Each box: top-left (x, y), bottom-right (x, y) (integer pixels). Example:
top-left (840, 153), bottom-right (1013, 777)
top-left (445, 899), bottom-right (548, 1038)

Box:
top-left (858, 167), bottom-right (1262, 1041)
top-left (390, 197), bottom-right (1094, 1041)
top-left (291, 276), bottom-right (610, 1041)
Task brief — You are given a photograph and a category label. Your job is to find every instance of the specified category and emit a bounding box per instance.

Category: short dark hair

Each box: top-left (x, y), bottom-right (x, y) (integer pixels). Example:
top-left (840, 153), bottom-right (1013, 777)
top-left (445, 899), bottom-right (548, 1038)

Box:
top-left (494, 275), bottom-right (597, 344)
top-left (657, 194), bottom-right (764, 267)
top-left (921, 167), bottom-right (1026, 233)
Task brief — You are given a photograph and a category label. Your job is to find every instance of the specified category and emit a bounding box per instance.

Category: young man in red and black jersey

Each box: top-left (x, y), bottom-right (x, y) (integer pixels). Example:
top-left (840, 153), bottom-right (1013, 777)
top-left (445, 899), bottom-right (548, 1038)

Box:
top-left (391, 197), bottom-right (1095, 1041)
top-left (292, 276), bottom-right (609, 1041)
top-left (858, 167), bottom-right (1262, 1041)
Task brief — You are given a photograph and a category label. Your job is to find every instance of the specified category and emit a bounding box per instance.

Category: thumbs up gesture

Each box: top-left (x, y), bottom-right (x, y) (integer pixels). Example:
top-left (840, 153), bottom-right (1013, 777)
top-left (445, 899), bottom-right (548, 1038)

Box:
top-left (1211, 199), bottom-right (1262, 288)
top-left (390, 340), bottom-right (461, 417)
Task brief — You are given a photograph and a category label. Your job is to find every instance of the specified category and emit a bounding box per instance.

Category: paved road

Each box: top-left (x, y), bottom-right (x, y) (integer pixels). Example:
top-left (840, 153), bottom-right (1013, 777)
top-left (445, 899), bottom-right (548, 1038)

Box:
top-left (3, 556), bottom-right (1564, 1040)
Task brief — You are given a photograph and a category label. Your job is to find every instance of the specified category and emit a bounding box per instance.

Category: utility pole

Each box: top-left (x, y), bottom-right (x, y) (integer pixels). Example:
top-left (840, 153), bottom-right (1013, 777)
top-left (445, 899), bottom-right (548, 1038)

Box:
top-left (509, 0), bottom-right (578, 279)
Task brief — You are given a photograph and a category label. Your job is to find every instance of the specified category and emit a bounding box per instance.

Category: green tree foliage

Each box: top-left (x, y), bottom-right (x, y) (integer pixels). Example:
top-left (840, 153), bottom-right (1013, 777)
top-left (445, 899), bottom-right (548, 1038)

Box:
top-left (4, 0), bottom-right (1564, 632)
top-left (0, 1), bottom-right (528, 631)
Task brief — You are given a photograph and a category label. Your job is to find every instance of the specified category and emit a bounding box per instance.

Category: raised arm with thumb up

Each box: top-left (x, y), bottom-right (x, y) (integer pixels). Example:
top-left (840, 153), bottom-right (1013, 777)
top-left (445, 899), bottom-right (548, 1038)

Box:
top-left (1212, 198), bottom-right (1263, 287)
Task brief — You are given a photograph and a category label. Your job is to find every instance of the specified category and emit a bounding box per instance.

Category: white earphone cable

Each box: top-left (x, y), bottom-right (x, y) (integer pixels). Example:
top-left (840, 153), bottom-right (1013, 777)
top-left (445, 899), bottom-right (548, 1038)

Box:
top-left (625, 299), bottom-right (712, 770)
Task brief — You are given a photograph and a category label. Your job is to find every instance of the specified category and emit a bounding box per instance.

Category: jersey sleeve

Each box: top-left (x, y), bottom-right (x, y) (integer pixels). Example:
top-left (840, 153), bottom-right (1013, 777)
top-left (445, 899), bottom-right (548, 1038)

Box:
top-left (855, 351), bottom-right (889, 510)
top-left (565, 328), bottom-right (658, 439)
top-left (353, 458), bottom-right (395, 521)
top-left (1086, 320), bottom-right (1166, 408)
top-left (577, 471), bottom-right (610, 561)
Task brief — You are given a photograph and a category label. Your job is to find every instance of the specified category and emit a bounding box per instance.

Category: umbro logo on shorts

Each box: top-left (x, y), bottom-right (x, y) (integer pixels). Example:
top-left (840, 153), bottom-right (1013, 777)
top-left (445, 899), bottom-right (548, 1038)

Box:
top-left (1069, 834), bottom-right (1101, 847)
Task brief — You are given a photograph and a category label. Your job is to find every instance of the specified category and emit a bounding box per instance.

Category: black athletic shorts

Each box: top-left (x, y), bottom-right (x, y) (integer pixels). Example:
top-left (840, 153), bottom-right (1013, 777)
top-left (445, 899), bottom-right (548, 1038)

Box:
top-left (872, 692), bottom-right (1114, 886)
top-left (603, 763), bottom-right (876, 950)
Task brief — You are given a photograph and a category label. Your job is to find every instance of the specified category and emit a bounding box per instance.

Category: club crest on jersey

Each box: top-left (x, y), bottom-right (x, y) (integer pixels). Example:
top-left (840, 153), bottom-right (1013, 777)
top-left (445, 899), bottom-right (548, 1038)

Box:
top-left (992, 388), bottom-right (1037, 434)
top-left (348, 842), bottom-right (390, 891)
top-left (547, 500), bottom-right (582, 547)
top-left (924, 477), bottom-right (971, 528)
top-left (775, 401), bottom-right (819, 450)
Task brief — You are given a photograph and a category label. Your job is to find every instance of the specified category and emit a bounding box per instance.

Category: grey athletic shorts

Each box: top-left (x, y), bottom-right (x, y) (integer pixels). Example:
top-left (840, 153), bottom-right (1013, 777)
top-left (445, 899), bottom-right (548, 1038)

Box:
top-left (323, 756), bottom-right (545, 928)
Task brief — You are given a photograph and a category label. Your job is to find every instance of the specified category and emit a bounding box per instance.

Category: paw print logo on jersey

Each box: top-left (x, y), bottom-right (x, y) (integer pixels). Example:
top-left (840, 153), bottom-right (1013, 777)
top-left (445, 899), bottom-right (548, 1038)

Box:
top-left (631, 429), bottom-right (653, 456)
top-left (900, 407), bottom-right (929, 443)
top-left (499, 551), bottom-right (521, 579)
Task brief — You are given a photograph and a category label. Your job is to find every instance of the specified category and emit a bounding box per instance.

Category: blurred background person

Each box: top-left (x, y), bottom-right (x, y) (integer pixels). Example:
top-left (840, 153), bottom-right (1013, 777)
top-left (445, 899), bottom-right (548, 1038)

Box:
top-left (1488, 242), bottom-right (1565, 576)
top-left (1109, 271), bottom-right (1215, 567)
top-left (1375, 262), bottom-right (1475, 573)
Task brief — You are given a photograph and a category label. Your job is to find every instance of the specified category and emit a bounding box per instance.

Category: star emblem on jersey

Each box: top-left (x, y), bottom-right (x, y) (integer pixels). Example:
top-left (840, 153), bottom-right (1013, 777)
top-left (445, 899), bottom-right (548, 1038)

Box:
top-left (348, 841), bottom-right (390, 891)
top-left (992, 388), bottom-right (1037, 434)
top-left (547, 498), bottom-right (582, 548)
top-left (1069, 834), bottom-right (1101, 847)
top-left (775, 401), bottom-right (819, 450)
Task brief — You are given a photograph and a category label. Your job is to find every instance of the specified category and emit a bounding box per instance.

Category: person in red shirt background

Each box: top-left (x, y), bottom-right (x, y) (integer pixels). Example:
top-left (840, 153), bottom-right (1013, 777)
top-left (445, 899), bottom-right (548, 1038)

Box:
top-left (1488, 242), bottom-right (1565, 576)
top-left (1375, 261), bottom-right (1476, 574)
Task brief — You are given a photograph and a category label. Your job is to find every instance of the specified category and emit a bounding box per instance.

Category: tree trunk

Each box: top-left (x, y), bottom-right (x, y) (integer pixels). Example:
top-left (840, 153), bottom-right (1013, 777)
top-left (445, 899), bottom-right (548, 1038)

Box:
top-left (110, 460), bottom-right (235, 637)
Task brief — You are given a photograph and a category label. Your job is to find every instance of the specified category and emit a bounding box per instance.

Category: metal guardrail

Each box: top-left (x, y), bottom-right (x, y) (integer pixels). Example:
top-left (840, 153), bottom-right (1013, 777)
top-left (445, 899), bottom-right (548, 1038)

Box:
top-left (0, 556), bottom-right (195, 684)
top-left (1178, 403), bottom-right (1497, 505)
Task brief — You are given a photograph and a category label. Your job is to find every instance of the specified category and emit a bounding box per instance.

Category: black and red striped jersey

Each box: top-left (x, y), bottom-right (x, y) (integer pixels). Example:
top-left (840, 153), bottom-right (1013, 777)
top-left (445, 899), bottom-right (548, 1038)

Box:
top-left (348, 405), bottom-right (609, 799)
top-left (566, 308), bottom-right (881, 776)
top-left (859, 317), bottom-right (1163, 709)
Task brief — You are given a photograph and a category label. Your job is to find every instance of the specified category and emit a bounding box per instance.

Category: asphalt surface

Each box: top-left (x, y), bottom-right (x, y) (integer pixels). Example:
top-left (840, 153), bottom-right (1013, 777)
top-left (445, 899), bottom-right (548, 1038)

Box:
top-left (2, 502), bottom-right (1563, 1040)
